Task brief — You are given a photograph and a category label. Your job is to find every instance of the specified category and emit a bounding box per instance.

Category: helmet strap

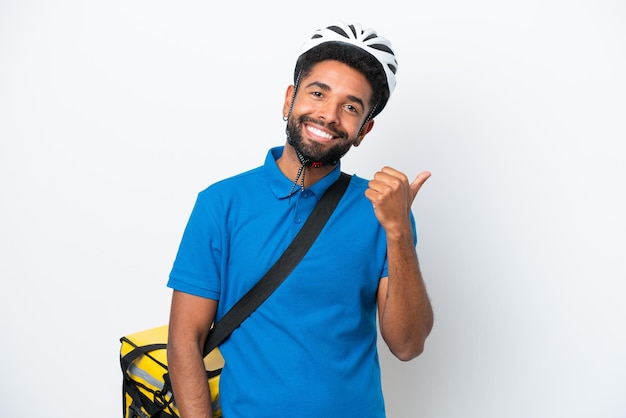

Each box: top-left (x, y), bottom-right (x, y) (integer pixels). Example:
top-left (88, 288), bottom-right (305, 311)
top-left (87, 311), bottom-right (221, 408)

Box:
top-left (285, 69), bottom-right (324, 196)
top-left (287, 148), bottom-right (309, 199)
top-left (358, 101), bottom-right (377, 135)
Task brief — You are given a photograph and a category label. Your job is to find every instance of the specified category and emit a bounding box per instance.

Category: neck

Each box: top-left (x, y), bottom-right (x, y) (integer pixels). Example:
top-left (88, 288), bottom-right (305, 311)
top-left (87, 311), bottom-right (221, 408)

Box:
top-left (277, 143), bottom-right (336, 189)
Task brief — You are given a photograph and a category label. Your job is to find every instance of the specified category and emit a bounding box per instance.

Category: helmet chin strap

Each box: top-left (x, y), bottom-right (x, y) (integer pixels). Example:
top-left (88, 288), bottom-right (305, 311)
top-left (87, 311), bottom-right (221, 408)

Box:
top-left (285, 71), bottom-right (315, 198)
top-left (287, 143), bottom-right (309, 198)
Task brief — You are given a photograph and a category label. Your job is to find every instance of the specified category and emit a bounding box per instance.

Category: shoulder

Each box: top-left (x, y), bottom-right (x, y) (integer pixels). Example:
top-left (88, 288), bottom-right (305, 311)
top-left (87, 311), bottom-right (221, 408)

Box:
top-left (334, 172), bottom-right (374, 215)
top-left (187, 166), bottom-right (267, 223)
top-left (198, 166), bottom-right (264, 199)
top-left (341, 172), bottom-right (370, 200)
top-left (345, 173), bottom-right (370, 189)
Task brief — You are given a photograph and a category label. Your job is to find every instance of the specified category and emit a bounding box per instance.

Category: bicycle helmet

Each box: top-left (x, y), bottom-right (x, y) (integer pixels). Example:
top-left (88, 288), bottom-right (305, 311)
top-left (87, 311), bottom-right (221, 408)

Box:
top-left (294, 22), bottom-right (398, 117)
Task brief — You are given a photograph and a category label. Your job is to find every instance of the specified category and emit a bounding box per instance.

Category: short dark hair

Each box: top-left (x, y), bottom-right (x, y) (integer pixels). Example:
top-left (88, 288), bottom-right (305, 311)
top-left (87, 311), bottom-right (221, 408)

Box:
top-left (293, 41), bottom-right (390, 118)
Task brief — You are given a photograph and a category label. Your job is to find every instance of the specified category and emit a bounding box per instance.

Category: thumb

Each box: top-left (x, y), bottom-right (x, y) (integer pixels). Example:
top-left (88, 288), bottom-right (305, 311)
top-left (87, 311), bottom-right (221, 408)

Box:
top-left (410, 171), bottom-right (432, 201)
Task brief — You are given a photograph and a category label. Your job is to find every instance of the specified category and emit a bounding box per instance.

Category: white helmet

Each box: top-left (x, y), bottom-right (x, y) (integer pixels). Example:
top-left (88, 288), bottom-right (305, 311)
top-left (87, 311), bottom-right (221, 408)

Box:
top-left (298, 22), bottom-right (398, 98)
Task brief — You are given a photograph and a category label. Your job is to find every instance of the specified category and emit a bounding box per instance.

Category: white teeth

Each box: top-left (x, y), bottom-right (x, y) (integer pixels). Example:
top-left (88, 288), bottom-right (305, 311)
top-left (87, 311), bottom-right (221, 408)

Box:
top-left (307, 125), bottom-right (333, 140)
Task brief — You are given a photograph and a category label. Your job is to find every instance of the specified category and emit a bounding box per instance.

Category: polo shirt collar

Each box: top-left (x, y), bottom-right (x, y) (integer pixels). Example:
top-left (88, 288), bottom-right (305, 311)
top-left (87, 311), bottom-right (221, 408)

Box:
top-left (265, 146), bottom-right (342, 201)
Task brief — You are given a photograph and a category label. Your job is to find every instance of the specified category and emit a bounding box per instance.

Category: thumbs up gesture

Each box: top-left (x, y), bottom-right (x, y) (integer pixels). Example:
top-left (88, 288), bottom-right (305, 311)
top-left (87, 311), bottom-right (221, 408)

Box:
top-left (365, 167), bottom-right (431, 235)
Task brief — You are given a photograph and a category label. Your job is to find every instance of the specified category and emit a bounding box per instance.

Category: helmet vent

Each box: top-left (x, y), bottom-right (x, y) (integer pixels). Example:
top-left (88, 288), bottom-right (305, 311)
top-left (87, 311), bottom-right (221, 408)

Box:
top-left (327, 25), bottom-right (350, 38)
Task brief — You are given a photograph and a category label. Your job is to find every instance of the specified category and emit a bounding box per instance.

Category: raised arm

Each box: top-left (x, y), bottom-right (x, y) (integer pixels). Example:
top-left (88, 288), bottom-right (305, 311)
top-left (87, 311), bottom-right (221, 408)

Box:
top-left (167, 290), bottom-right (218, 418)
top-left (365, 167), bottom-right (434, 361)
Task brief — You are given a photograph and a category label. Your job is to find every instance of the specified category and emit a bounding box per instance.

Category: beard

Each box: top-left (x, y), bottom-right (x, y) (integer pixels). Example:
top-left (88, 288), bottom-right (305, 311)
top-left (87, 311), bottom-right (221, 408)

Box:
top-left (286, 115), bottom-right (356, 166)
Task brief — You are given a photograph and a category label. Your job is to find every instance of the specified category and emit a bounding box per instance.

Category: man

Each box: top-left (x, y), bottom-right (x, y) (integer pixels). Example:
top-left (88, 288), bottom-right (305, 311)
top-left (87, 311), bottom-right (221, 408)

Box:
top-left (167, 22), bottom-right (434, 417)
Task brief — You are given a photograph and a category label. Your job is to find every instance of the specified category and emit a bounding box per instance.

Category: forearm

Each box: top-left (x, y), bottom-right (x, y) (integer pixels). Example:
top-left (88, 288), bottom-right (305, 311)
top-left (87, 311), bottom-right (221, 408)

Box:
top-left (167, 339), bottom-right (213, 418)
top-left (380, 226), bottom-right (433, 361)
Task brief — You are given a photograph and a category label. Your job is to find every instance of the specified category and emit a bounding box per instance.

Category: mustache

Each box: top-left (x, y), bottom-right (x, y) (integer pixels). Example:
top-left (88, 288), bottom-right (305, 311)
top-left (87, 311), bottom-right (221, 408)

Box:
top-left (299, 116), bottom-right (348, 140)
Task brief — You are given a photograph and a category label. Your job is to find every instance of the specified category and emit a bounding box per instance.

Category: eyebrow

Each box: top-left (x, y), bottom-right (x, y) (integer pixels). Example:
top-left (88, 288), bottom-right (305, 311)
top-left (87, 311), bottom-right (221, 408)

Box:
top-left (304, 81), bottom-right (366, 110)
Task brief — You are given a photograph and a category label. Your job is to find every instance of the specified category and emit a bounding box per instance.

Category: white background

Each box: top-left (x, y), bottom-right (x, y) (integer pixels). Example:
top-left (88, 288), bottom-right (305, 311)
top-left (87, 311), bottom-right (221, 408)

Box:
top-left (1, 1), bottom-right (625, 417)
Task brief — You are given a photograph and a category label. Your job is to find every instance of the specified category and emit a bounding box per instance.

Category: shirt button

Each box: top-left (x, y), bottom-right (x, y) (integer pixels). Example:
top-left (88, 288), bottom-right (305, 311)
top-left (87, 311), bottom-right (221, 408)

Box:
top-left (294, 216), bottom-right (301, 224)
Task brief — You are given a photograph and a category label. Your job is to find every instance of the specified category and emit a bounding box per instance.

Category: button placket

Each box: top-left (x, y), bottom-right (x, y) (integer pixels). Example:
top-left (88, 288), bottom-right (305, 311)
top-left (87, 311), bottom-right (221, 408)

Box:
top-left (293, 190), bottom-right (315, 225)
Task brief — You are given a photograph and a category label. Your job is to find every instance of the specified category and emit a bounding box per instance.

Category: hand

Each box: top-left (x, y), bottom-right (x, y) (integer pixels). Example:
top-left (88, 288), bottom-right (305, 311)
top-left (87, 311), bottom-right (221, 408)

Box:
top-left (365, 167), bottom-right (431, 234)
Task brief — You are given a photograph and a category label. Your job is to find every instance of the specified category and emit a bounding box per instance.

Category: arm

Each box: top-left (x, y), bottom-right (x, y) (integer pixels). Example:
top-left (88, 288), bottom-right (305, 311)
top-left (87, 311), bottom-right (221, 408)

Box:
top-left (167, 290), bottom-right (218, 418)
top-left (365, 167), bottom-right (434, 361)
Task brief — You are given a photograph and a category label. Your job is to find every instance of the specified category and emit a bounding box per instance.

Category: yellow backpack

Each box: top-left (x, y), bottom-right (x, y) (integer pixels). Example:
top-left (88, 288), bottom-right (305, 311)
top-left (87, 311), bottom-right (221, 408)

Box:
top-left (120, 325), bottom-right (223, 417)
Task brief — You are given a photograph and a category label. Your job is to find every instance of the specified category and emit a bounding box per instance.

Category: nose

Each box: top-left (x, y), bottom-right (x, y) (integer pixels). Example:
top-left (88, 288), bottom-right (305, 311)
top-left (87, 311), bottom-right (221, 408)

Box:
top-left (316, 101), bottom-right (340, 124)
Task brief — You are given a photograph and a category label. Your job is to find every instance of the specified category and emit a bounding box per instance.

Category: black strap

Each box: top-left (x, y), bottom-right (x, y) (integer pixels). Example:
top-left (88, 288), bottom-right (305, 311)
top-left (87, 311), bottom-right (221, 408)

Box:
top-left (120, 341), bottom-right (168, 373)
top-left (202, 172), bottom-right (351, 356)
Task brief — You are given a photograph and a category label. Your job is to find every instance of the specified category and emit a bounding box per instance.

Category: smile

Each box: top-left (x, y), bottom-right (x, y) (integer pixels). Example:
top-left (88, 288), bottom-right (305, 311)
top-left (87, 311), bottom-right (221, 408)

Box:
top-left (306, 124), bottom-right (335, 141)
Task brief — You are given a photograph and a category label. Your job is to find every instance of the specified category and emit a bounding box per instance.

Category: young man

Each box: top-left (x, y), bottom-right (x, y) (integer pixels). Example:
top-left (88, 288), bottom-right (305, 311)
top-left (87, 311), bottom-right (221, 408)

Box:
top-left (167, 22), bottom-right (434, 417)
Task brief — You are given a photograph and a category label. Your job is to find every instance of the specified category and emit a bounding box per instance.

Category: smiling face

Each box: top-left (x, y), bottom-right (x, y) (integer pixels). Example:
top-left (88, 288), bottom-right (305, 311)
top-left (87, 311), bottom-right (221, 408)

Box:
top-left (283, 60), bottom-right (375, 165)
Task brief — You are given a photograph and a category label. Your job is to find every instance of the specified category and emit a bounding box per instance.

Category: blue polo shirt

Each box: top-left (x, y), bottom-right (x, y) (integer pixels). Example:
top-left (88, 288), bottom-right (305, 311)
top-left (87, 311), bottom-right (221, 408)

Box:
top-left (168, 146), bottom-right (415, 417)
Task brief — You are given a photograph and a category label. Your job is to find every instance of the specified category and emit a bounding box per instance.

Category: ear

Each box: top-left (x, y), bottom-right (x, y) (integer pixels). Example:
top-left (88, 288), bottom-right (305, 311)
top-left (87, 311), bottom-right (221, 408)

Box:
top-left (282, 85), bottom-right (295, 118)
top-left (354, 119), bottom-right (375, 147)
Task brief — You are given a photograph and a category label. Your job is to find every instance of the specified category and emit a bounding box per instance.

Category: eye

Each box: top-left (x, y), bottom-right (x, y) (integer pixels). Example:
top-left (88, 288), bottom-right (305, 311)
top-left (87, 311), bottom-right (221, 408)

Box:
top-left (344, 104), bottom-right (359, 114)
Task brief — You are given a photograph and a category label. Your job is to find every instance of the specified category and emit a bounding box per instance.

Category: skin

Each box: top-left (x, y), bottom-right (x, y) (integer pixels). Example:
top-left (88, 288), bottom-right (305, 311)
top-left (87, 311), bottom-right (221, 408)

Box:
top-left (167, 59), bottom-right (434, 417)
